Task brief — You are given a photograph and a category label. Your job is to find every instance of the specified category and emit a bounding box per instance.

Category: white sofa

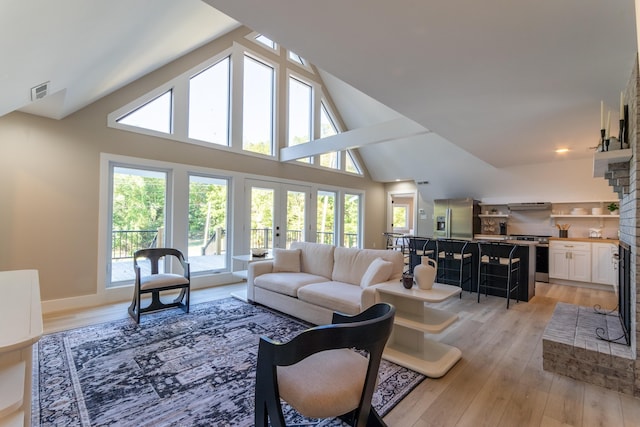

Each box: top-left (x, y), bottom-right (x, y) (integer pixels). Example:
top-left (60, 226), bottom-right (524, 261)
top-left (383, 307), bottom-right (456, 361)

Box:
top-left (247, 241), bottom-right (404, 325)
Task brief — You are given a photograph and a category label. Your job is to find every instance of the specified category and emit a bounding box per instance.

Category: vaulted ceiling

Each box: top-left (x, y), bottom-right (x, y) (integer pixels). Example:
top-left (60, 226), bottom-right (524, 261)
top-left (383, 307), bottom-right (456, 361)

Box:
top-left (2, 1), bottom-right (638, 200)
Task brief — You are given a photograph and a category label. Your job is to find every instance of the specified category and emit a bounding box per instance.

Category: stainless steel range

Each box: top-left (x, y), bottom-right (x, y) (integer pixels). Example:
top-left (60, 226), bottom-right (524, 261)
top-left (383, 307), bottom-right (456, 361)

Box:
top-left (509, 235), bottom-right (550, 283)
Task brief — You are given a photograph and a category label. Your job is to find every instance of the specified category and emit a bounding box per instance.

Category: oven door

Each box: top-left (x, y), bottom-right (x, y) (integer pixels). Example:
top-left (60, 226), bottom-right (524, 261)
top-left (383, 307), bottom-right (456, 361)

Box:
top-left (535, 244), bottom-right (549, 282)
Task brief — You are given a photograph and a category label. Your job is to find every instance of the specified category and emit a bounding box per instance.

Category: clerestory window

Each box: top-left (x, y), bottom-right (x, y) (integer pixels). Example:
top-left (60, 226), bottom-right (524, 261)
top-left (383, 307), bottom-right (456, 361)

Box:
top-left (243, 55), bottom-right (275, 155)
top-left (108, 33), bottom-right (363, 176)
top-left (116, 90), bottom-right (172, 134)
top-left (188, 56), bottom-right (230, 146)
top-left (288, 75), bottom-right (312, 163)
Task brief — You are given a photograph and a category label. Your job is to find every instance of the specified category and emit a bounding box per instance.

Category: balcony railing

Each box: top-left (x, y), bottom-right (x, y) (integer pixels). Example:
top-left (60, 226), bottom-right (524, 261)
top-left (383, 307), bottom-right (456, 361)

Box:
top-left (113, 228), bottom-right (359, 260)
top-left (112, 230), bottom-right (158, 260)
top-left (250, 228), bottom-right (357, 248)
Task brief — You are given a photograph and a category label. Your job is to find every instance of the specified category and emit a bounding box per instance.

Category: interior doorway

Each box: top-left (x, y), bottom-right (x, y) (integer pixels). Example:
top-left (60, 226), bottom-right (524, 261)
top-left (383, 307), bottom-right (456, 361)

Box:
top-left (387, 192), bottom-right (417, 235)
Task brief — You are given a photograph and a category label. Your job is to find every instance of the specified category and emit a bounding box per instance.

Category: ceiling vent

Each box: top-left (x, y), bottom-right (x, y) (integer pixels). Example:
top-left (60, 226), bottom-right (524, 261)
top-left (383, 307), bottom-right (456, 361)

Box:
top-left (31, 81), bottom-right (49, 101)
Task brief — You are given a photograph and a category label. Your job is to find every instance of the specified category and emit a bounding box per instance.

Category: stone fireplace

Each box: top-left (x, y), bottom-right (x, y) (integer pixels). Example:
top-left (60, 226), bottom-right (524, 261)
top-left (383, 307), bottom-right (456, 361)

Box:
top-left (543, 56), bottom-right (640, 396)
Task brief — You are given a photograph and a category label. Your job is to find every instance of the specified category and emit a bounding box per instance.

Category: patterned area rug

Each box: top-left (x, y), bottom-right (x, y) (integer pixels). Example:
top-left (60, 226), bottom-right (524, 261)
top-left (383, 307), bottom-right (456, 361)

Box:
top-left (33, 298), bottom-right (424, 426)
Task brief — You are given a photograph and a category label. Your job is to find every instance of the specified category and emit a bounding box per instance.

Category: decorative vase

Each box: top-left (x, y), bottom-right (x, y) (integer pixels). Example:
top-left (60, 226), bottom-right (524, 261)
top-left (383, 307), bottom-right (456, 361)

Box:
top-left (414, 256), bottom-right (437, 290)
top-left (402, 273), bottom-right (414, 289)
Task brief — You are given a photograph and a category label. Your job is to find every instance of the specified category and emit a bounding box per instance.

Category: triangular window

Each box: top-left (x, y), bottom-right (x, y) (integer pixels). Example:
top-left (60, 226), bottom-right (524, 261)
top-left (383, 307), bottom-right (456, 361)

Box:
top-left (346, 151), bottom-right (362, 174)
top-left (289, 51), bottom-right (306, 66)
top-left (116, 90), bottom-right (172, 134)
top-left (255, 34), bottom-right (277, 50)
top-left (320, 103), bottom-right (339, 168)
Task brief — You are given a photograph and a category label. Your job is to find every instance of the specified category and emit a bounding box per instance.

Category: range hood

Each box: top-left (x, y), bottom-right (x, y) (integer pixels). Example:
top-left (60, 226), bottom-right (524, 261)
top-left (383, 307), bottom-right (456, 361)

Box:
top-left (507, 202), bottom-right (551, 211)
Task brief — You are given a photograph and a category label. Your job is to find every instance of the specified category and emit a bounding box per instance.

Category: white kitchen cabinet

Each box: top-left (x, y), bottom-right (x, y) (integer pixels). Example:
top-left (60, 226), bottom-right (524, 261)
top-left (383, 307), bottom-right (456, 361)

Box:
top-left (591, 242), bottom-right (617, 286)
top-left (549, 241), bottom-right (591, 282)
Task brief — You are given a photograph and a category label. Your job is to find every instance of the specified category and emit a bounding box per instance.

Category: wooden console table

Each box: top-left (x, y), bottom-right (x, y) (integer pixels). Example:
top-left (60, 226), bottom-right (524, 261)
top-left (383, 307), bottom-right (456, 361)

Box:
top-left (0, 270), bottom-right (43, 427)
top-left (377, 282), bottom-right (461, 378)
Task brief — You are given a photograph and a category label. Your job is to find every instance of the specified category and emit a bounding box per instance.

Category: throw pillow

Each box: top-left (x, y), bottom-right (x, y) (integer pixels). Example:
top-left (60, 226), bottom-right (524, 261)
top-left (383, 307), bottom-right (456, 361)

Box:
top-left (360, 257), bottom-right (393, 288)
top-left (273, 248), bottom-right (301, 273)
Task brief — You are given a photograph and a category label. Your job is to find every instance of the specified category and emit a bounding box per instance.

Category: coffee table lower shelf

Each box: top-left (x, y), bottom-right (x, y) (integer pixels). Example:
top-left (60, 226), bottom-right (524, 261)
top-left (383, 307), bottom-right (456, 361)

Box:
top-left (383, 329), bottom-right (462, 378)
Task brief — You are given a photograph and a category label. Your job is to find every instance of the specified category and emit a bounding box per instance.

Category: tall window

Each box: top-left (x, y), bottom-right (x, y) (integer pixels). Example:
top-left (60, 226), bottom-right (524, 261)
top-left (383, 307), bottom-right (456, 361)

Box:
top-left (288, 76), bottom-right (312, 163)
top-left (109, 166), bottom-right (167, 286)
top-left (343, 193), bottom-right (361, 248)
top-left (188, 175), bottom-right (229, 273)
top-left (243, 55), bottom-right (275, 155)
top-left (286, 190), bottom-right (306, 247)
top-left (116, 91), bottom-right (172, 134)
top-left (317, 190), bottom-right (336, 245)
top-left (250, 187), bottom-right (275, 249)
top-left (188, 57), bottom-right (230, 145)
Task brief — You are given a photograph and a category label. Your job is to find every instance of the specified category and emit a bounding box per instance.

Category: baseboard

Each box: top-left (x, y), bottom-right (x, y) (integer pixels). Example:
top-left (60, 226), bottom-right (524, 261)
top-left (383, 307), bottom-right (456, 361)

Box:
top-left (41, 273), bottom-right (237, 314)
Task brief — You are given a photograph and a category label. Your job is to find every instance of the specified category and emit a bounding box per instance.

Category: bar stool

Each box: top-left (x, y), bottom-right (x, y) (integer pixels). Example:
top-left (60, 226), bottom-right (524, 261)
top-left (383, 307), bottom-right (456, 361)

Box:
top-left (435, 239), bottom-right (473, 295)
top-left (408, 237), bottom-right (435, 273)
top-left (477, 242), bottom-right (520, 308)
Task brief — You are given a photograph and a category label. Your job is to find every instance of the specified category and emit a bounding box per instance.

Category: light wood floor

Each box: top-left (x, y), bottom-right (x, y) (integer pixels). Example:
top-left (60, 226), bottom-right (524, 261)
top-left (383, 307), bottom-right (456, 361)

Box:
top-left (42, 282), bottom-right (640, 427)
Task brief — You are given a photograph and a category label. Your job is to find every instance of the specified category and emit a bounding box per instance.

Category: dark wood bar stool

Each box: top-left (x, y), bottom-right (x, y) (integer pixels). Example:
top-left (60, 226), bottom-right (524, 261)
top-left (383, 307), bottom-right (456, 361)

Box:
top-left (477, 242), bottom-right (520, 308)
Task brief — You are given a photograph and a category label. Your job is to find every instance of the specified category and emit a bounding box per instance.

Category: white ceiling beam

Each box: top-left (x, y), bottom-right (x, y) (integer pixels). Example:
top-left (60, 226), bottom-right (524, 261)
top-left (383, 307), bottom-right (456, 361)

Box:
top-left (279, 117), bottom-right (430, 162)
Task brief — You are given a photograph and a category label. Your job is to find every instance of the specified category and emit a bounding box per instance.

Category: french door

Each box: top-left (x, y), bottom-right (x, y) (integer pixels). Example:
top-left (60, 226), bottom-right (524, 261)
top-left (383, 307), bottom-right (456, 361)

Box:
top-left (245, 180), bottom-right (311, 251)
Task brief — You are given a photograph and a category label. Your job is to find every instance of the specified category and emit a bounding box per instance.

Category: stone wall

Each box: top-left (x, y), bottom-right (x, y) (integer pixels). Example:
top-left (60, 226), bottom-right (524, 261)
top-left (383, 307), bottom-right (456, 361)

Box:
top-left (620, 54), bottom-right (639, 396)
top-left (544, 56), bottom-right (640, 396)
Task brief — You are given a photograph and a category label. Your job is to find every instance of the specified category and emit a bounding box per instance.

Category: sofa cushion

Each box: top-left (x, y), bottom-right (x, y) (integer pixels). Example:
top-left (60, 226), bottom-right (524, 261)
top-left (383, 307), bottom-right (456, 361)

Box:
top-left (273, 248), bottom-right (301, 273)
top-left (290, 241), bottom-right (335, 278)
top-left (360, 257), bottom-right (393, 288)
top-left (297, 282), bottom-right (362, 315)
top-left (332, 247), bottom-right (404, 285)
top-left (254, 272), bottom-right (328, 297)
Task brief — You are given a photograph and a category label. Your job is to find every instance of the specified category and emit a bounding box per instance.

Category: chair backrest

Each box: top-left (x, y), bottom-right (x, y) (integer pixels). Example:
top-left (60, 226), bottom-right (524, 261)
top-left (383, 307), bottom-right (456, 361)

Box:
top-left (409, 237), bottom-right (429, 253)
top-left (134, 248), bottom-right (187, 275)
top-left (477, 242), bottom-right (517, 264)
top-left (436, 239), bottom-right (470, 258)
top-left (256, 303), bottom-right (395, 426)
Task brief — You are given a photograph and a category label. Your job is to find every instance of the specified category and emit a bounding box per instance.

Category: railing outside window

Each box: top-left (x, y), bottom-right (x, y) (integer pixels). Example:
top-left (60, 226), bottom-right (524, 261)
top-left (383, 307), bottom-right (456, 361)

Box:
top-left (112, 230), bottom-right (158, 260)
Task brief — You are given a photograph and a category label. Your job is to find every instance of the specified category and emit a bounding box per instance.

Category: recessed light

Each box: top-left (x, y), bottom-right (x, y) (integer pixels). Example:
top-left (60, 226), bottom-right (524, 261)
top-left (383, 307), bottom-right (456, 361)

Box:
top-left (555, 148), bottom-right (569, 153)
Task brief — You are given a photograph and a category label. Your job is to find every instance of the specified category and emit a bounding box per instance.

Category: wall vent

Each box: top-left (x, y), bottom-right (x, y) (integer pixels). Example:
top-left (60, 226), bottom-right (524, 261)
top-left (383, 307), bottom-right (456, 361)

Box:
top-left (31, 81), bottom-right (49, 101)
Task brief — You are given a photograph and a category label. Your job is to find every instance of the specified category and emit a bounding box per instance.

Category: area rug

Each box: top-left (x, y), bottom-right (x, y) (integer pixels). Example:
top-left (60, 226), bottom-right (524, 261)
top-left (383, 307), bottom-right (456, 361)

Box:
top-left (33, 297), bottom-right (424, 426)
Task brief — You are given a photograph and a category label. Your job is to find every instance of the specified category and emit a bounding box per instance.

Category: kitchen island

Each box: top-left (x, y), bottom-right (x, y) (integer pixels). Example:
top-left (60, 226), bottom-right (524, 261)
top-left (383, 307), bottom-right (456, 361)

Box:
top-left (409, 237), bottom-right (536, 302)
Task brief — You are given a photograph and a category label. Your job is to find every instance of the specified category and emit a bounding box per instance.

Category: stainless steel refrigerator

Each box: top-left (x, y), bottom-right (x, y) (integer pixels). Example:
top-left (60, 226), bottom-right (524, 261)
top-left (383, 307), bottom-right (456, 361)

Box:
top-left (433, 198), bottom-right (480, 240)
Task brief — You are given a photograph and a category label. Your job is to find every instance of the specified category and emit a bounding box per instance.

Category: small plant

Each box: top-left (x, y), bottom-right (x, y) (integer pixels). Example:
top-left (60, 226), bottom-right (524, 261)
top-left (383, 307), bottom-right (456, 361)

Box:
top-left (607, 202), bottom-right (619, 212)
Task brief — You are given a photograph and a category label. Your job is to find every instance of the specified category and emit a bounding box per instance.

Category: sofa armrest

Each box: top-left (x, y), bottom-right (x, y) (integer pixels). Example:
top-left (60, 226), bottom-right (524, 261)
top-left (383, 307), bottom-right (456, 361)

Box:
top-left (360, 279), bottom-right (401, 310)
top-left (247, 260), bottom-right (274, 302)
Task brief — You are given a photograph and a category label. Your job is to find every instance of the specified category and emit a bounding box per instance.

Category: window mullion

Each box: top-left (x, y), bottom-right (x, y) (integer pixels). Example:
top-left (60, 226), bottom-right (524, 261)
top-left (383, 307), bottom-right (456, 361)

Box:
top-left (172, 79), bottom-right (189, 139)
top-left (230, 43), bottom-right (244, 151)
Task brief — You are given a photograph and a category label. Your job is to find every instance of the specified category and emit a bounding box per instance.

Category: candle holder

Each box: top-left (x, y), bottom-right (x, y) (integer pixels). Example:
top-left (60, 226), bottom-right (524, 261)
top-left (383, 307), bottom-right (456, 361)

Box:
top-left (605, 138), bottom-right (610, 152)
top-left (600, 128), bottom-right (606, 151)
top-left (619, 119), bottom-right (625, 149)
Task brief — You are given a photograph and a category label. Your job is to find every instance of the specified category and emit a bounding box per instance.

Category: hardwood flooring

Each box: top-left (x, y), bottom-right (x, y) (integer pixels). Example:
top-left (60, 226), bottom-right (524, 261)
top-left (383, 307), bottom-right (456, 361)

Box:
top-left (42, 282), bottom-right (638, 427)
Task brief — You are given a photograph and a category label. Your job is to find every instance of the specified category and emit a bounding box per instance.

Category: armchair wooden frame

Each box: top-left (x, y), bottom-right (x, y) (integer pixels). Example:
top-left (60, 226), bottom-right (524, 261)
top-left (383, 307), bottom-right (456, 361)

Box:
top-left (128, 248), bottom-right (190, 323)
